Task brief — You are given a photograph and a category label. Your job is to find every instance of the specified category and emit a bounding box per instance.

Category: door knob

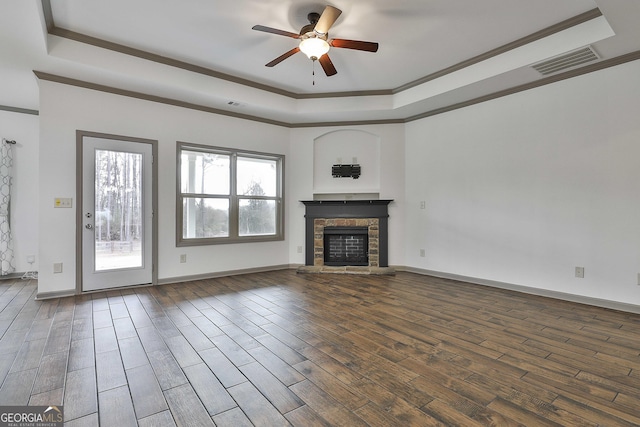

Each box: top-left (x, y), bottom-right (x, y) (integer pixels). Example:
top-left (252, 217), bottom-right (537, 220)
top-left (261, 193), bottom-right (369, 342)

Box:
top-left (85, 224), bottom-right (93, 229)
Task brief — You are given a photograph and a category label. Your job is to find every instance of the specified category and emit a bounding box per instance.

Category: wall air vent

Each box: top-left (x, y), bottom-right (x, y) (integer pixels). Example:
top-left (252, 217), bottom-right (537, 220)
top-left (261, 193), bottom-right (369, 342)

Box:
top-left (531, 46), bottom-right (600, 76)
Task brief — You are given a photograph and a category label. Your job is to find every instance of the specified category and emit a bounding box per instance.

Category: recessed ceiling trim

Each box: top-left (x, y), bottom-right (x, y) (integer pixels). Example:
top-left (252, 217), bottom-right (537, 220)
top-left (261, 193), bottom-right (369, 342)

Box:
top-left (41, 1), bottom-right (603, 100)
top-left (405, 50), bottom-right (640, 123)
top-left (41, 0), bottom-right (54, 32)
top-left (289, 118), bottom-right (405, 128)
top-left (33, 71), bottom-right (290, 127)
top-left (48, 27), bottom-right (298, 99)
top-left (33, 70), bottom-right (403, 127)
top-left (48, 26), bottom-right (393, 100)
top-left (33, 50), bottom-right (640, 128)
top-left (393, 8), bottom-right (603, 93)
top-left (0, 105), bottom-right (39, 116)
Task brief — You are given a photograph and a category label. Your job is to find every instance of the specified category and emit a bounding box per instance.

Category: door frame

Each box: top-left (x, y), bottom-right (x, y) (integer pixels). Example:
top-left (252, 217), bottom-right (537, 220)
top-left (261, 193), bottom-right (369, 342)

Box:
top-left (75, 130), bottom-right (158, 294)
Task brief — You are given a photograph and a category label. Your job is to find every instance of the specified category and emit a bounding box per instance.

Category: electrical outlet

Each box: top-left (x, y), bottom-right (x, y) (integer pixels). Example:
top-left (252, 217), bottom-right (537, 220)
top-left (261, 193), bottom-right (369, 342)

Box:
top-left (420, 249), bottom-right (425, 257)
top-left (26, 255), bottom-right (35, 264)
top-left (420, 201), bottom-right (426, 209)
top-left (637, 273), bottom-right (640, 286)
top-left (53, 263), bottom-right (63, 273)
top-left (297, 246), bottom-right (303, 254)
top-left (53, 198), bottom-right (72, 208)
top-left (179, 254), bottom-right (187, 263)
top-left (575, 266), bottom-right (584, 278)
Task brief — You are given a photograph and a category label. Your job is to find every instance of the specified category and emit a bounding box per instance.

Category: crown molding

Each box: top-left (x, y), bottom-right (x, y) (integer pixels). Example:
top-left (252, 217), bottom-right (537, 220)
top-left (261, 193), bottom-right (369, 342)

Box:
top-left (394, 8), bottom-right (602, 93)
top-left (33, 70), bottom-right (403, 128)
top-left (40, 0), bottom-right (603, 100)
top-left (50, 27), bottom-right (299, 99)
top-left (0, 105), bottom-right (39, 116)
top-left (36, 1), bottom-right (639, 127)
top-left (34, 48), bottom-right (640, 127)
top-left (405, 49), bottom-right (640, 122)
top-left (32, 71), bottom-right (290, 127)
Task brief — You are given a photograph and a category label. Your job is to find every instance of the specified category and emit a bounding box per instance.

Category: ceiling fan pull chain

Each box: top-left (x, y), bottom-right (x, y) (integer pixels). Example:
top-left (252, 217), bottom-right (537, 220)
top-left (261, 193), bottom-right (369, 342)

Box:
top-left (312, 60), bottom-right (316, 85)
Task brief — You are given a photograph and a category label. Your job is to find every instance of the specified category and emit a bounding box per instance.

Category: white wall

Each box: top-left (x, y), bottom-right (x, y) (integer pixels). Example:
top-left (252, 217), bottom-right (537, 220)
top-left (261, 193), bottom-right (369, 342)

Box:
top-left (313, 129), bottom-right (381, 194)
top-left (405, 60), bottom-right (640, 306)
top-left (0, 110), bottom-right (39, 274)
top-left (34, 59), bottom-right (640, 309)
top-left (288, 125), bottom-right (406, 266)
top-left (38, 81), bottom-right (290, 295)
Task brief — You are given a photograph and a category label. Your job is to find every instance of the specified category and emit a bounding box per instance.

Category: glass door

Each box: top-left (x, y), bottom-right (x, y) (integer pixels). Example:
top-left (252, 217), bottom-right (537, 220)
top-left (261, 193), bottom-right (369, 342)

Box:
top-left (81, 135), bottom-right (154, 291)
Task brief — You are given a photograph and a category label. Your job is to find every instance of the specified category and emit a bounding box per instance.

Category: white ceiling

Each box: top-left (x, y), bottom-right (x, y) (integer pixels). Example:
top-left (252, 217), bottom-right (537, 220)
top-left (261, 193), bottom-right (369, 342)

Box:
top-left (1, 0), bottom-right (640, 125)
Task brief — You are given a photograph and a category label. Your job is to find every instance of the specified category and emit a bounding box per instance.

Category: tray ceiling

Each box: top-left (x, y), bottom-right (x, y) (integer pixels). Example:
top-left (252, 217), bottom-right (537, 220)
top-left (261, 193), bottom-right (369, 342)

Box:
top-left (1, 1), bottom-right (640, 125)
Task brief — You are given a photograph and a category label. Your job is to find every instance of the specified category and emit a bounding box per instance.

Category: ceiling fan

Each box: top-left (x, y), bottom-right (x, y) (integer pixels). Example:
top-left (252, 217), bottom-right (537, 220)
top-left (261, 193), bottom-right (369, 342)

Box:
top-left (252, 5), bottom-right (379, 77)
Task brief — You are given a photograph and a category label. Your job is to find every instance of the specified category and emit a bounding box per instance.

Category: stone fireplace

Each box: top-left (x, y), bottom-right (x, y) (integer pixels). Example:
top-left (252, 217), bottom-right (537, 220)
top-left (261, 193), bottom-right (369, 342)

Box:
top-left (299, 200), bottom-right (394, 274)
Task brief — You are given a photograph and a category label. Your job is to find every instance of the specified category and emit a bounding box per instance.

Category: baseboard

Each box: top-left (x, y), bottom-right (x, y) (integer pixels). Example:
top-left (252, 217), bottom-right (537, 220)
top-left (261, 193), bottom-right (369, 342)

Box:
top-left (397, 266), bottom-right (640, 314)
top-left (34, 265), bottom-right (295, 299)
top-left (36, 289), bottom-right (76, 300)
top-left (0, 272), bottom-right (29, 280)
top-left (37, 264), bottom-right (636, 314)
top-left (157, 264), bottom-right (293, 285)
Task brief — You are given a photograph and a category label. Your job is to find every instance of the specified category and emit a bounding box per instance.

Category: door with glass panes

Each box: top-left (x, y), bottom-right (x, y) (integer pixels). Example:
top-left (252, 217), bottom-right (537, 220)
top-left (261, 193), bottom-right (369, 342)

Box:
top-left (80, 134), bottom-right (155, 291)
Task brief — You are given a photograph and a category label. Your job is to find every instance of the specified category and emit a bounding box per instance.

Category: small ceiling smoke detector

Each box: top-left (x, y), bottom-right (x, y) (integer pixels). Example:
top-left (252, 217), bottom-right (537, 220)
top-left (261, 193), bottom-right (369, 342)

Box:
top-left (531, 45), bottom-right (600, 76)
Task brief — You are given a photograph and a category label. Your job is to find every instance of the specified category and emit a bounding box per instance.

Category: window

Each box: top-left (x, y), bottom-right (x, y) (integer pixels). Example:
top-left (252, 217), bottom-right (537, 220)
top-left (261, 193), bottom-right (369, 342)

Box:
top-left (177, 142), bottom-right (284, 245)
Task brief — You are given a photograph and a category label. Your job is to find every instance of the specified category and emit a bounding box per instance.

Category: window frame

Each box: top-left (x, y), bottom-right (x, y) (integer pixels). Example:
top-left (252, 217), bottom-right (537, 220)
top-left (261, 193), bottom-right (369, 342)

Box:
top-left (176, 141), bottom-right (285, 246)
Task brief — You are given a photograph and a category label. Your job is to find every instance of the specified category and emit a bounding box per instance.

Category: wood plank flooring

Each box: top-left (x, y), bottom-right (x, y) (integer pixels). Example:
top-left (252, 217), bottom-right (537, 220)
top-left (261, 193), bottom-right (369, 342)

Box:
top-left (0, 270), bottom-right (639, 426)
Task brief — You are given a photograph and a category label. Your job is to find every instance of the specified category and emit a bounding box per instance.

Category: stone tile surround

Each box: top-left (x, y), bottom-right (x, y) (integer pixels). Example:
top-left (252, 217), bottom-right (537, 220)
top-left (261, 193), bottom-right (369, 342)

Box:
top-left (313, 218), bottom-right (379, 267)
top-left (299, 200), bottom-right (394, 274)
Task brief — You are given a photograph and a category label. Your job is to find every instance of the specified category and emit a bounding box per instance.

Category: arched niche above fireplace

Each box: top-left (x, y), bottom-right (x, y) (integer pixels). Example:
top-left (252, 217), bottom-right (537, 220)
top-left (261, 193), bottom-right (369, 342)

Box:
top-left (312, 130), bottom-right (381, 195)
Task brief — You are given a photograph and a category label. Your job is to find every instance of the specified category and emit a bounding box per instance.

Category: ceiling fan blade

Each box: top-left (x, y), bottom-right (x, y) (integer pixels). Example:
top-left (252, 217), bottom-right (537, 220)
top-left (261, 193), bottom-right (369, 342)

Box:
top-left (314, 6), bottom-right (342, 35)
top-left (330, 39), bottom-right (379, 52)
top-left (252, 25), bottom-right (300, 39)
top-left (265, 47), bottom-right (300, 67)
top-left (319, 54), bottom-right (337, 76)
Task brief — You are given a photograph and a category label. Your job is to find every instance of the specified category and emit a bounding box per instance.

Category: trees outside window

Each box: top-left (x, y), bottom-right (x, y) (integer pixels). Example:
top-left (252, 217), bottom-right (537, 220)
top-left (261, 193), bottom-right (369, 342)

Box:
top-left (95, 149), bottom-right (143, 245)
top-left (177, 143), bottom-right (284, 245)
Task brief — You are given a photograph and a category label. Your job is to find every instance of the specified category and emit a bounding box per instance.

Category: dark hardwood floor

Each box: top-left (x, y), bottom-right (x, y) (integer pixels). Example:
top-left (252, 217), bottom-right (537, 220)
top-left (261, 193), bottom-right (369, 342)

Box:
top-left (0, 270), bottom-right (639, 426)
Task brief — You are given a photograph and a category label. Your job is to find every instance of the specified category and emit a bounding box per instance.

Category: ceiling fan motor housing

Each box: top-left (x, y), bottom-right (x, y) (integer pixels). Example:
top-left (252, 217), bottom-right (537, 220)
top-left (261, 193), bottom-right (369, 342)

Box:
top-left (300, 12), bottom-right (321, 36)
top-left (308, 12), bottom-right (320, 24)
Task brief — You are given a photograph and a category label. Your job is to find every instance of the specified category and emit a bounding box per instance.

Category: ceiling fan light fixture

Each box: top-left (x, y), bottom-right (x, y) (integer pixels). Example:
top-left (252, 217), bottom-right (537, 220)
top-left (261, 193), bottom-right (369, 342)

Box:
top-left (299, 37), bottom-right (330, 60)
top-left (252, 5), bottom-right (377, 76)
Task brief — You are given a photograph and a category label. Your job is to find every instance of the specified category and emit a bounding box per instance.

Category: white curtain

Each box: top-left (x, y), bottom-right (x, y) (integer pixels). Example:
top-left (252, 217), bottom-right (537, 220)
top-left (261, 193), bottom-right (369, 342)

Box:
top-left (0, 141), bottom-right (14, 275)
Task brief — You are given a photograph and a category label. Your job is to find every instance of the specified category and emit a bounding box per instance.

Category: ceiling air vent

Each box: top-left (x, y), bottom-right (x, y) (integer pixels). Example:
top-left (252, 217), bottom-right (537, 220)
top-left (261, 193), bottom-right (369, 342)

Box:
top-left (532, 46), bottom-right (599, 76)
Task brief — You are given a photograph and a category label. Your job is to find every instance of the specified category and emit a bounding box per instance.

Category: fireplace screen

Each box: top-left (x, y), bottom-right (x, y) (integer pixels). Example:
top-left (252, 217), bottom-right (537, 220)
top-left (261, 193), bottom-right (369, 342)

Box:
top-left (323, 227), bottom-right (369, 266)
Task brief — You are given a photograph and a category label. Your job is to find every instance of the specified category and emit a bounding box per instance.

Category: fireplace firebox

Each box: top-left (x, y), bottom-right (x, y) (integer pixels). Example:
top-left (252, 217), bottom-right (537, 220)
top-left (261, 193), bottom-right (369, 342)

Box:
top-left (324, 227), bottom-right (369, 266)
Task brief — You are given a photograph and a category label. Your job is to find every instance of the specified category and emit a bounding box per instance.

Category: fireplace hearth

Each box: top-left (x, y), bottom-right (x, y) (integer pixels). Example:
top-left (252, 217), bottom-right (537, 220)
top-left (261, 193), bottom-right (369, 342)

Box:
top-left (298, 200), bottom-right (394, 275)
